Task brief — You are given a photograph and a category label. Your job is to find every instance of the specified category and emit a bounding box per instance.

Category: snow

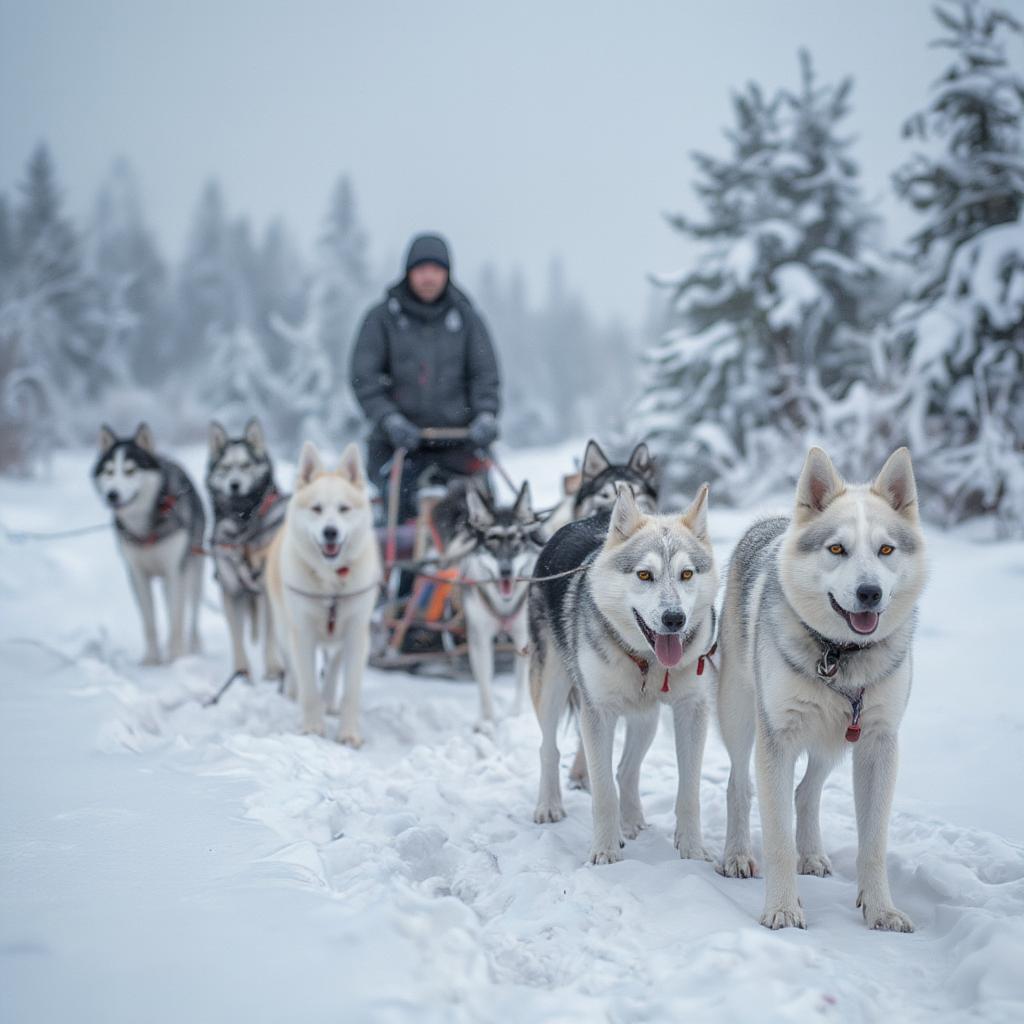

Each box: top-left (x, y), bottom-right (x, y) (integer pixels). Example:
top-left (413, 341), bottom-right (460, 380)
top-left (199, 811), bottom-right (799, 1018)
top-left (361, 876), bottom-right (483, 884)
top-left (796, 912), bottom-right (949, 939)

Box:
top-left (2, 443), bottom-right (1024, 1023)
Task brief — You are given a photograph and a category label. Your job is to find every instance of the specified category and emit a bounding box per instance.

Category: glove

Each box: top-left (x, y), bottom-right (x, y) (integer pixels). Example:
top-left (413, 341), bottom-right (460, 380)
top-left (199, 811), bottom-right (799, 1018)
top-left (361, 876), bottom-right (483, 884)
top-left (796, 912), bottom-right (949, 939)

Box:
top-left (382, 412), bottom-right (421, 452)
top-left (468, 412), bottom-right (499, 448)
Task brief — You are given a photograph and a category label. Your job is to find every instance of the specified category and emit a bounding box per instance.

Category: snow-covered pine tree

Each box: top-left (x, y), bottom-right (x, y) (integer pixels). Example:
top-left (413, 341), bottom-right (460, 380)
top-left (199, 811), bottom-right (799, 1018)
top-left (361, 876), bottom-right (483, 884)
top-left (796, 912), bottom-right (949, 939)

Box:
top-left (636, 53), bottom-right (887, 504)
top-left (87, 159), bottom-right (170, 388)
top-left (891, 0), bottom-right (1024, 531)
top-left (198, 320), bottom-right (283, 435)
top-left (175, 180), bottom-right (240, 368)
top-left (0, 146), bottom-right (92, 467)
top-left (317, 176), bottom-right (370, 382)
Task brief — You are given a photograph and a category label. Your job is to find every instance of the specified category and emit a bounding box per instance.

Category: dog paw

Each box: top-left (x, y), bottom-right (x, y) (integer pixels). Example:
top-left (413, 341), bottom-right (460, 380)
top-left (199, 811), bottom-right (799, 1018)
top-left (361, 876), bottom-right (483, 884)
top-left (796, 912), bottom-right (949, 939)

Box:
top-left (620, 815), bottom-right (647, 840)
top-left (797, 853), bottom-right (833, 877)
top-left (533, 802), bottom-right (566, 824)
top-left (857, 892), bottom-right (914, 932)
top-left (675, 835), bottom-right (713, 861)
top-left (338, 731), bottom-right (364, 749)
top-left (718, 853), bottom-right (759, 878)
top-left (140, 651), bottom-right (162, 667)
top-left (567, 771), bottom-right (590, 792)
top-left (301, 717), bottom-right (327, 737)
top-left (590, 845), bottom-right (624, 866)
top-left (760, 904), bottom-right (806, 930)
top-left (473, 718), bottom-right (496, 737)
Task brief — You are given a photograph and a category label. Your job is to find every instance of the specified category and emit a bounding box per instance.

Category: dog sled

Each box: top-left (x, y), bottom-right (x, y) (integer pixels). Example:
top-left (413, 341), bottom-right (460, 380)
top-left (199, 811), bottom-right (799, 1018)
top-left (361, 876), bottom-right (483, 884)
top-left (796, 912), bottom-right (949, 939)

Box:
top-left (368, 427), bottom-right (544, 675)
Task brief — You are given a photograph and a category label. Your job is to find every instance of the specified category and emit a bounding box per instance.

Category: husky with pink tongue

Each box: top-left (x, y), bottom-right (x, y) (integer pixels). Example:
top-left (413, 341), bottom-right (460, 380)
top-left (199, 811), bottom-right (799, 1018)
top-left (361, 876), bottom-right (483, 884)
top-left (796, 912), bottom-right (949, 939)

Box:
top-left (716, 447), bottom-right (928, 932)
top-left (529, 483), bottom-right (719, 865)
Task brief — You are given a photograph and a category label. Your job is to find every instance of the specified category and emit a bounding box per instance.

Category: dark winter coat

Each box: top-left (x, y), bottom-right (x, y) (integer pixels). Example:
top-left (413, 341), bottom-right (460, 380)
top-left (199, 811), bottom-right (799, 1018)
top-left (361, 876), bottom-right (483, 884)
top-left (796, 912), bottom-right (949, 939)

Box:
top-left (349, 280), bottom-right (500, 437)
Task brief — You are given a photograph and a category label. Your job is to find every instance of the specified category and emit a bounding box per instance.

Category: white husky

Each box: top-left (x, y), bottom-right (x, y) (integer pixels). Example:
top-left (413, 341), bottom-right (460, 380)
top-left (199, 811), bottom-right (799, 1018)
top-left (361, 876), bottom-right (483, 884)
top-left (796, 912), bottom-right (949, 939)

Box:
top-left (265, 441), bottom-right (380, 745)
top-left (530, 485), bottom-right (719, 864)
top-left (717, 447), bottom-right (927, 931)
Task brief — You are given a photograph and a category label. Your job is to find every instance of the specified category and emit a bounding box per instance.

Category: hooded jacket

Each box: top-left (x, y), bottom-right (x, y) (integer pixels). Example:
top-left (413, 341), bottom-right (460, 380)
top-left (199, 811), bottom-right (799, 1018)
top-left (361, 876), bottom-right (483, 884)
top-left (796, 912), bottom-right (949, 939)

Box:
top-left (350, 278), bottom-right (500, 437)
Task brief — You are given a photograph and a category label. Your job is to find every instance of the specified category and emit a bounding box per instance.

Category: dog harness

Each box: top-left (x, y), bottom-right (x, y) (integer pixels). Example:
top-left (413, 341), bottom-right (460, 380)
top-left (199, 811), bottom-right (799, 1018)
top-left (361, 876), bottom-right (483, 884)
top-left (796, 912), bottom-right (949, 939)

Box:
top-left (115, 461), bottom-right (204, 554)
top-left (286, 568), bottom-right (382, 637)
top-left (210, 484), bottom-right (287, 595)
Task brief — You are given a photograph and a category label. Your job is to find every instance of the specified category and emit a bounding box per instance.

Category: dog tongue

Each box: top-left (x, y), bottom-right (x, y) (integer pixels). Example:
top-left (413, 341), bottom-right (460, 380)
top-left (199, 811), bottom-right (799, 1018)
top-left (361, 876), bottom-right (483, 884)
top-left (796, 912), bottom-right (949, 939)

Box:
top-left (500, 580), bottom-right (513, 597)
top-left (849, 611), bottom-right (879, 635)
top-left (654, 633), bottom-right (684, 668)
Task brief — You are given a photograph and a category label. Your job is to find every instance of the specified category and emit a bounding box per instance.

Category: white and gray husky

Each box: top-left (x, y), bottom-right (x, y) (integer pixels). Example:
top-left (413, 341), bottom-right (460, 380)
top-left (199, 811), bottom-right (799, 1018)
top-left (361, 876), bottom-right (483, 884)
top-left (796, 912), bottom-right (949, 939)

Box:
top-left (92, 423), bottom-right (205, 664)
top-left (206, 418), bottom-right (286, 684)
top-left (530, 484), bottom-right (719, 864)
top-left (458, 482), bottom-right (545, 727)
top-left (265, 441), bottom-right (380, 745)
top-left (717, 446), bottom-right (927, 931)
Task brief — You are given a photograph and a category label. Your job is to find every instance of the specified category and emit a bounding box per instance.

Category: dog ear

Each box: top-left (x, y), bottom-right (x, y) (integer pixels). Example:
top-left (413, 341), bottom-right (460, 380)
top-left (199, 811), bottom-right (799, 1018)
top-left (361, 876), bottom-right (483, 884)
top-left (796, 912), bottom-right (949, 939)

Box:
top-left (580, 440), bottom-right (610, 481)
top-left (681, 483), bottom-right (710, 543)
top-left (244, 417), bottom-right (266, 457)
top-left (872, 447), bottom-right (918, 519)
top-left (208, 421), bottom-right (228, 459)
top-left (466, 487), bottom-right (494, 530)
top-left (98, 424), bottom-right (117, 454)
top-left (296, 441), bottom-right (323, 486)
top-left (133, 422), bottom-right (155, 453)
top-left (606, 485), bottom-right (644, 546)
top-left (513, 481), bottom-right (534, 523)
top-left (795, 447), bottom-right (844, 520)
top-left (337, 442), bottom-right (365, 487)
top-left (627, 442), bottom-right (655, 480)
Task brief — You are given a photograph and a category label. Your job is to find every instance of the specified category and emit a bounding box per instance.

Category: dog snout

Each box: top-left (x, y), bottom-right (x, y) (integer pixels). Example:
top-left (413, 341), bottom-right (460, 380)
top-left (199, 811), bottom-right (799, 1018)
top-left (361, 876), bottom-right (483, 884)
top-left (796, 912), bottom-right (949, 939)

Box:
top-left (229, 480), bottom-right (241, 495)
top-left (499, 563), bottom-right (513, 580)
top-left (661, 608), bottom-right (686, 632)
top-left (322, 525), bottom-right (339, 543)
top-left (856, 582), bottom-right (882, 608)
top-left (107, 490), bottom-right (120, 506)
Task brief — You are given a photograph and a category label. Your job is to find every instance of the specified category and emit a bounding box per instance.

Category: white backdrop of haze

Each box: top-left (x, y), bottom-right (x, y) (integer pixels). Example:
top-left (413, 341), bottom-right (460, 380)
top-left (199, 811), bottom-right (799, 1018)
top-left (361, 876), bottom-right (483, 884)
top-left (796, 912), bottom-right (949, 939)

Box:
top-left (0, 0), bottom-right (975, 325)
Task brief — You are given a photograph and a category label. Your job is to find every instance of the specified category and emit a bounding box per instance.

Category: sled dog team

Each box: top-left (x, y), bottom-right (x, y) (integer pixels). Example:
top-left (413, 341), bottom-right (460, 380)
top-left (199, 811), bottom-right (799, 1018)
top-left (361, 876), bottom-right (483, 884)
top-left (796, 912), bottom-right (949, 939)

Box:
top-left (92, 423), bottom-right (927, 933)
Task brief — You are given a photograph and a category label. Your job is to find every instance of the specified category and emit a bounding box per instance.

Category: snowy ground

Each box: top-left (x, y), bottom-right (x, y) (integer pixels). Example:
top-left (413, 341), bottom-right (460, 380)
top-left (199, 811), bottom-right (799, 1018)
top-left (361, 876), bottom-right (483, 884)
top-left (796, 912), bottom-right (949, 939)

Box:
top-left (2, 442), bottom-right (1023, 1023)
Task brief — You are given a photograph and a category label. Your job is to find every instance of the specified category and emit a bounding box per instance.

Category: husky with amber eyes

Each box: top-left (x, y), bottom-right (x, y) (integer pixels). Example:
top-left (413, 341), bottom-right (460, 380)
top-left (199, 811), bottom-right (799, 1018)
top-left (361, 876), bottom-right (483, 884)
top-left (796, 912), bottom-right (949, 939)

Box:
top-left (529, 484), bottom-right (719, 865)
top-left (716, 447), bottom-right (928, 932)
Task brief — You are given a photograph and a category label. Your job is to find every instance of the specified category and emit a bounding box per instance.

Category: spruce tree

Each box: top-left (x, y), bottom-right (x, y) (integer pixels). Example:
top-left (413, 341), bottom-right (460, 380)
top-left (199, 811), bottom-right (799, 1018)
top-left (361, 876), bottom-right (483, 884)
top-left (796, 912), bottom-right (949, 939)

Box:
top-left (636, 54), bottom-right (884, 503)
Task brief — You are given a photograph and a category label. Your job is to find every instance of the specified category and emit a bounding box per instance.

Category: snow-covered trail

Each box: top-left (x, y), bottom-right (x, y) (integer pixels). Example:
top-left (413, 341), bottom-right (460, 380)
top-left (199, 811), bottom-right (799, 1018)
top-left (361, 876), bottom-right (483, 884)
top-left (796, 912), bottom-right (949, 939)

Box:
top-left (2, 445), bottom-right (1023, 1023)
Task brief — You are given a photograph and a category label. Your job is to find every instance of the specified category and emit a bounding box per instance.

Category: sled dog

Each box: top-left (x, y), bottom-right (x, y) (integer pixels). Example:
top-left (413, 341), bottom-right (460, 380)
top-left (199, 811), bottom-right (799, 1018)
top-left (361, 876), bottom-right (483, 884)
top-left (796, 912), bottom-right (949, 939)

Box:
top-left (265, 441), bottom-right (379, 745)
top-left (717, 447), bottom-right (927, 931)
top-left (92, 423), bottom-right (205, 664)
top-left (544, 439), bottom-right (659, 536)
top-left (206, 418), bottom-right (287, 682)
top-left (457, 481), bottom-right (544, 726)
top-left (530, 484), bottom-right (719, 864)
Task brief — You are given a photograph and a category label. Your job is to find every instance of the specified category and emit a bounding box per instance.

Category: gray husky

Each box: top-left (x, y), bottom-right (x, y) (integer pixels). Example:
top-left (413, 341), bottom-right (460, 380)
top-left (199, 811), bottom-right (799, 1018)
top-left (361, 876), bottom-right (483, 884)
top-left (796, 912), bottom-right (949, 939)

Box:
top-left (544, 439), bottom-right (659, 536)
top-left (92, 423), bottom-right (205, 664)
top-left (206, 418), bottom-right (287, 684)
top-left (530, 485), bottom-right (719, 864)
top-left (460, 482), bottom-right (544, 726)
top-left (717, 447), bottom-right (927, 931)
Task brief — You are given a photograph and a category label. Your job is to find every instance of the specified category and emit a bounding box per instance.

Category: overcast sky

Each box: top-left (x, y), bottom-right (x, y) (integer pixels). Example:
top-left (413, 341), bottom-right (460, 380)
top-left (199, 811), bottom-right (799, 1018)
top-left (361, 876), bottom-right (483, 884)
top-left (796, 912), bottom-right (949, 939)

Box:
top-left (1, 0), bottom-right (1009, 325)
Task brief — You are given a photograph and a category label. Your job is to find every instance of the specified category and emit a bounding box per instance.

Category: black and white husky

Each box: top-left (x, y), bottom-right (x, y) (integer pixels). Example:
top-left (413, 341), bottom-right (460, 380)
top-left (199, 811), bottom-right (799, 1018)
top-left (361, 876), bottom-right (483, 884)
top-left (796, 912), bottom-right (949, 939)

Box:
top-left (717, 447), bottom-right (928, 931)
top-left (92, 423), bottom-right (205, 664)
top-left (544, 439), bottom-right (659, 536)
top-left (206, 418), bottom-right (287, 683)
top-left (529, 484), bottom-right (719, 864)
top-left (459, 482), bottom-right (544, 727)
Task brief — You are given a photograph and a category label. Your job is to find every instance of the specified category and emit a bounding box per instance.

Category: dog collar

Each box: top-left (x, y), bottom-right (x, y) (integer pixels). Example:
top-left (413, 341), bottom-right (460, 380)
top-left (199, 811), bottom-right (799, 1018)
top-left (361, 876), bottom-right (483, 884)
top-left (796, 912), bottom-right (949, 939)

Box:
top-left (799, 619), bottom-right (870, 742)
top-left (622, 607), bottom-right (717, 694)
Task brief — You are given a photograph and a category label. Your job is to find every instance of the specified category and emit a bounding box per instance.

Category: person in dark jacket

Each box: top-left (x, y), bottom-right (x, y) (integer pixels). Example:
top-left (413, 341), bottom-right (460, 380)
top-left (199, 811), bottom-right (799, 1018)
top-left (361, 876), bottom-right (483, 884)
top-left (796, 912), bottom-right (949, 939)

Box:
top-left (350, 233), bottom-right (501, 521)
